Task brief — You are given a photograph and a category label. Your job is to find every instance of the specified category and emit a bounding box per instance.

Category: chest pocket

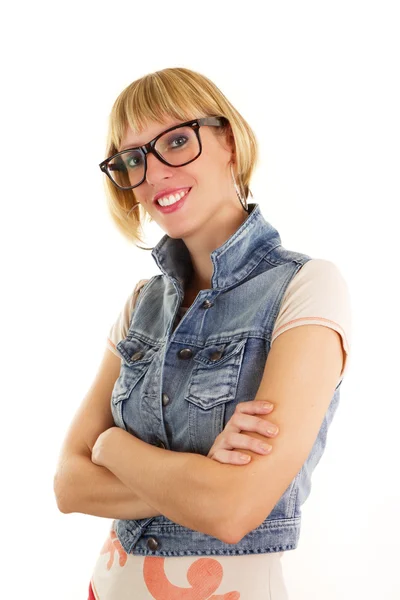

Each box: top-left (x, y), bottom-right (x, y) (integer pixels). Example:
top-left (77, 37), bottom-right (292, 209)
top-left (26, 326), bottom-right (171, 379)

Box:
top-left (184, 338), bottom-right (247, 455)
top-left (111, 337), bottom-right (160, 423)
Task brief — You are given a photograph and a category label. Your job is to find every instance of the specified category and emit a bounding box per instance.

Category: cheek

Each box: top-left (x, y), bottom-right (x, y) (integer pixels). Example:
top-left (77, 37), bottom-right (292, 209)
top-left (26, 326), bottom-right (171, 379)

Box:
top-left (133, 189), bottom-right (150, 206)
top-left (186, 156), bottom-right (221, 188)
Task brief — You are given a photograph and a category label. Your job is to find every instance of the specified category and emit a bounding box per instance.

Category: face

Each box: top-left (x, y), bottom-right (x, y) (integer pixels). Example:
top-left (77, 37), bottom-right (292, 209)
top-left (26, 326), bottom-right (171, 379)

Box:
top-left (119, 115), bottom-right (238, 239)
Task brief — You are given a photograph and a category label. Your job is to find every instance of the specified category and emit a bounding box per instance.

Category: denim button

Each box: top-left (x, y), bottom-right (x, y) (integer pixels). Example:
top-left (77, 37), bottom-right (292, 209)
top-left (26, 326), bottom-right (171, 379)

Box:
top-left (178, 348), bottom-right (193, 359)
top-left (201, 299), bottom-right (214, 308)
top-left (210, 350), bottom-right (223, 361)
top-left (162, 393), bottom-right (170, 406)
top-left (147, 536), bottom-right (159, 550)
top-left (131, 351), bottom-right (144, 361)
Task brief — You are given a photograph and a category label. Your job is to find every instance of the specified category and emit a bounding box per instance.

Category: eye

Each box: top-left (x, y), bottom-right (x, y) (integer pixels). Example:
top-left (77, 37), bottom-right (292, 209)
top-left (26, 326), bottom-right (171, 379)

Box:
top-left (123, 151), bottom-right (144, 169)
top-left (169, 135), bottom-right (189, 148)
top-left (127, 156), bottom-right (141, 168)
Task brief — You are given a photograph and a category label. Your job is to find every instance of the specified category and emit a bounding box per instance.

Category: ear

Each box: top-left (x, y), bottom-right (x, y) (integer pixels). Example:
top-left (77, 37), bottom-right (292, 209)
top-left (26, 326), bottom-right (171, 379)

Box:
top-left (219, 123), bottom-right (237, 163)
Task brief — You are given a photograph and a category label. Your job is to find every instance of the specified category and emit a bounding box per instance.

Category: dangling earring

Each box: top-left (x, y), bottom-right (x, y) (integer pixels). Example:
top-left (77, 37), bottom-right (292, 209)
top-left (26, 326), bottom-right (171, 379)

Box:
top-left (126, 202), bottom-right (140, 217)
top-left (125, 202), bottom-right (154, 251)
top-left (230, 162), bottom-right (248, 212)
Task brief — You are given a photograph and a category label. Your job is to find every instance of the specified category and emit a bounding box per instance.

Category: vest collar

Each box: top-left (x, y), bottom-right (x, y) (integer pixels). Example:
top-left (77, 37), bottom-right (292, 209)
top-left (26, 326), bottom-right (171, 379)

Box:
top-left (151, 202), bottom-right (282, 291)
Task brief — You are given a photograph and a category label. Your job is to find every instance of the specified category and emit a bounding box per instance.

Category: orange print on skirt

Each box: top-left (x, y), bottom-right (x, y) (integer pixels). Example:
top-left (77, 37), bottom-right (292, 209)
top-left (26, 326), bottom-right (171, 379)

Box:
top-left (100, 528), bottom-right (128, 570)
top-left (143, 556), bottom-right (240, 599)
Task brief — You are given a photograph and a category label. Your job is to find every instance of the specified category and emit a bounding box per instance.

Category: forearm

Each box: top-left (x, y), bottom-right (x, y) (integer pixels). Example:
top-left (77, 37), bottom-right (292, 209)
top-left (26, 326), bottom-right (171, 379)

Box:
top-left (54, 453), bottom-right (163, 520)
top-left (103, 430), bottom-right (239, 542)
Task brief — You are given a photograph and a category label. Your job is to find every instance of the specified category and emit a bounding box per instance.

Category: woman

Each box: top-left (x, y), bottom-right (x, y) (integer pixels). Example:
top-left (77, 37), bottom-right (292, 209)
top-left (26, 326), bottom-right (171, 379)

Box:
top-left (54, 67), bottom-right (351, 599)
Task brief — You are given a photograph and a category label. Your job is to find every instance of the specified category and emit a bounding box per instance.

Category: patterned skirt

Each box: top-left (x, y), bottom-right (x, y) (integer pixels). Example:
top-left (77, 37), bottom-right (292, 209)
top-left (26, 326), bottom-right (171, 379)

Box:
top-left (88, 523), bottom-right (289, 599)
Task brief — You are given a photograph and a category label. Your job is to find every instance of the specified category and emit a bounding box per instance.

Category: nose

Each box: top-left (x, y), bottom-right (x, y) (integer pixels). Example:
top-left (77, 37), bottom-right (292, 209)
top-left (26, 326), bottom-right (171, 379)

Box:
top-left (145, 152), bottom-right (174, 185)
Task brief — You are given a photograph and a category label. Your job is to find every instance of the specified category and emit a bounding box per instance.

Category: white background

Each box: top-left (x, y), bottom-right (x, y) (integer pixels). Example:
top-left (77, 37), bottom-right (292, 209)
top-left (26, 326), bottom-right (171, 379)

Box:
top-left (1, 1), bottom-right (399, 598)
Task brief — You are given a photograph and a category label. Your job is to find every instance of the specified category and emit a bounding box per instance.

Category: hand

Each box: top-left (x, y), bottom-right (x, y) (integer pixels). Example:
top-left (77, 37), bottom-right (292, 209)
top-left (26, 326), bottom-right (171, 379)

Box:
top-left (207, 400), bottom-right (279, 464)
top-left (91, 426), bottom-right (121, 466)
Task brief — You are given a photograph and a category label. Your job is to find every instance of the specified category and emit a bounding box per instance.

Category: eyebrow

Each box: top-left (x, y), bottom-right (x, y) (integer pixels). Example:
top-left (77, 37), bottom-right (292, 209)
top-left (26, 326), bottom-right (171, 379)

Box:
top-left (119, 121), bottom-right (184, 152)
top-left (119, 141), bottom-right (143, 151)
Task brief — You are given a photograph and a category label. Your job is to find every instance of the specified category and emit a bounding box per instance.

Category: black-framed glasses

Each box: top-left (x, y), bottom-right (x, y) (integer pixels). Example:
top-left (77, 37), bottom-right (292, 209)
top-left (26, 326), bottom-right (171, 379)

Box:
top-left (99, 116), bottom-right (227, 191)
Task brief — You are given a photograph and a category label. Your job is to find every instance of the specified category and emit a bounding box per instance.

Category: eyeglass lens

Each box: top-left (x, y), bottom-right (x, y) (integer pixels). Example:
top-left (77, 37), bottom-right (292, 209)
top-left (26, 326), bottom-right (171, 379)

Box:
top-left (106, 125), bottom-right (201, 189)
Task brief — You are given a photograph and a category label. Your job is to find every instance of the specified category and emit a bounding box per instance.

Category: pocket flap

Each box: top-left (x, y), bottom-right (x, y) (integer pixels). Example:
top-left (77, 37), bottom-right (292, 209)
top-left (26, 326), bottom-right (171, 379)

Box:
top-left (193, 338), bottom-right (247, 367)
top-left (116, 336), bottom-right (160, 366)
top-left (186, 338), bottom-right (247, 409)
top-left (112, 336), bottom-right (160, 403)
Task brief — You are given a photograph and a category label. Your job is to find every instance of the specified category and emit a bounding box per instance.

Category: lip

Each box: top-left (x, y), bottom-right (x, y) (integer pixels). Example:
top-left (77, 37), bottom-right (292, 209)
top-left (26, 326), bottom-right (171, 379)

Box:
top-left (154, 188), bottom-right (191, 214)
top-left (153, 187), bottom-right (192, 203)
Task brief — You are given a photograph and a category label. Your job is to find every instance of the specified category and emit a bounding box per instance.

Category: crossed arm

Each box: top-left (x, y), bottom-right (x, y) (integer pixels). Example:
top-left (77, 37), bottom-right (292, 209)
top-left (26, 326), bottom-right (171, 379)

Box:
top-left (95, 428), bottom-right (243, 543)
top-left (94, 324), bottom-right (345, 544)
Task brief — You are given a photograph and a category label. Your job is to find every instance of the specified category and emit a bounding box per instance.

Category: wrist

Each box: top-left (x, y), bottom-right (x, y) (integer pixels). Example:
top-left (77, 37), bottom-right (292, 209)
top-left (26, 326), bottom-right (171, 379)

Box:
top-left (92, 426), bottom-right (126, 467)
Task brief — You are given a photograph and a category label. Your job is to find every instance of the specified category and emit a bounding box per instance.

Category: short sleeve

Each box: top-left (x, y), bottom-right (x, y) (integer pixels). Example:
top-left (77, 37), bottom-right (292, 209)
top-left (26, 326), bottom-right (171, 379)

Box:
top-left (271, 259), bottom-right (352, 384)
top-left (106, 279), bottom-right (150, 358)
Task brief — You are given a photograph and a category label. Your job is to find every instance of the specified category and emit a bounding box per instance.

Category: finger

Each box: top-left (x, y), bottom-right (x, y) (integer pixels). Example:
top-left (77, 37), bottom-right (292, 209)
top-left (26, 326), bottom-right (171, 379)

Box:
top-left (222, 402), bottom-right (275, 436)
top-left (236, 400), bottom-right (274, 414)
top-left (211, 449), bottom-right (253, 465)
top-left (226, 431), bottom-right (273, 454)
top-left (210, 431), bottom-right (273, 455)
top-left (232, 412), bottom-right (279, 438)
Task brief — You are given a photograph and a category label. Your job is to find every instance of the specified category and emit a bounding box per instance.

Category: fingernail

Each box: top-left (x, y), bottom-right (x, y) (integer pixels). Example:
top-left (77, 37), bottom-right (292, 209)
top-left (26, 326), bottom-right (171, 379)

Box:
top-left (260, 444), bottom-right (272, 452)
top-left (263, 402), bottom-right (273, 410)
top-left (240, 454), bottom-right (251, 461)
top-left (267, 425), bottom-right (278, 435)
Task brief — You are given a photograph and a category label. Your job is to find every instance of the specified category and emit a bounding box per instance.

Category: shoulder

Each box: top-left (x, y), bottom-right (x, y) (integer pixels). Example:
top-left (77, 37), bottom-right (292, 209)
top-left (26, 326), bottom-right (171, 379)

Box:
top-left (106, 278), bottom-right (151, 357)
top-left (272, 258), bottom-right (352, 376)
top-left (133, 278), bottom-right (151, 298)
top-left (288, 258), bottom-right (350, 295)
top-left (279, 258), bottom-right (351, 317)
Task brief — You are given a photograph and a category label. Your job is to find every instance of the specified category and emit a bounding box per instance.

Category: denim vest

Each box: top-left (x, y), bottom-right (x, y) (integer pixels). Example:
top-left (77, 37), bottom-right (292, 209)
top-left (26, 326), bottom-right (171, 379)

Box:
top-left (111, 202), bottom-right (342, 556)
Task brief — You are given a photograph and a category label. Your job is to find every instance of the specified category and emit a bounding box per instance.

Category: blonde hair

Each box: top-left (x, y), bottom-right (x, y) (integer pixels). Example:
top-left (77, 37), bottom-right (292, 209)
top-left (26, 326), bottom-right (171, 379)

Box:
top-left (102, 67), bottom-right (259, 248)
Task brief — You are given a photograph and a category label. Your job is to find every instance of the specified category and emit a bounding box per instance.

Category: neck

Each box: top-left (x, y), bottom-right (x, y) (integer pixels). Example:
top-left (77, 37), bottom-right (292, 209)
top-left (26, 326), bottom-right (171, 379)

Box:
top-left (182, 202), bottom-right (248, 292)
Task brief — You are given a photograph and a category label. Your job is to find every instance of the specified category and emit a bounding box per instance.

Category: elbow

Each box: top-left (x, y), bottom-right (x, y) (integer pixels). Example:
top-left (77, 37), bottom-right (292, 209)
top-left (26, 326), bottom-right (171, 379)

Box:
top-left (213, 497), bottom-right (246, 545)
top-left (215, 516), bottom-right (245, 545)
top-left (218, 520), bottom-right (254, 545)
top-left (220, 510), bottom-right (250, 544)
top-left (56, 501), bottom-right (70, 514)
top-left (229, 505), bottom-right (274, 545)
top-left (53, 473), bottom-right (72, 514)
top-left (216, 498), bottom-right (270, 545)
top-left (210, 470), bottom-right (252, 545)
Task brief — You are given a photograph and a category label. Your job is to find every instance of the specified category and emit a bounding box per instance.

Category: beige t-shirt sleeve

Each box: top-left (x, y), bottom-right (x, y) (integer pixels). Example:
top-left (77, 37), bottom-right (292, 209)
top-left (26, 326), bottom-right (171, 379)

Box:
top-left (271, 258), bottom-right (352, 384)
top-left (106, 279), bottom-right (150, 357)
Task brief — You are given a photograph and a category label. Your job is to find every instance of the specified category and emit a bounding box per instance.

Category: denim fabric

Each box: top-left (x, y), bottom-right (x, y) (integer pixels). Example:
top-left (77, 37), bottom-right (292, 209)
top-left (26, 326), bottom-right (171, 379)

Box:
top-left (111, 202), bottom-right (341, 556)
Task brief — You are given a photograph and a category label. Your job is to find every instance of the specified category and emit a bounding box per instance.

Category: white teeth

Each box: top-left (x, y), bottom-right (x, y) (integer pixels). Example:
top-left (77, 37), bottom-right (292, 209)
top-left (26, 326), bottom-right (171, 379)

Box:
top-left (157, 189), bottom-right (189, 207)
